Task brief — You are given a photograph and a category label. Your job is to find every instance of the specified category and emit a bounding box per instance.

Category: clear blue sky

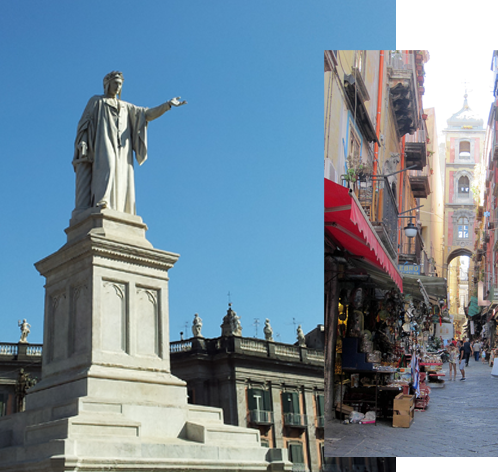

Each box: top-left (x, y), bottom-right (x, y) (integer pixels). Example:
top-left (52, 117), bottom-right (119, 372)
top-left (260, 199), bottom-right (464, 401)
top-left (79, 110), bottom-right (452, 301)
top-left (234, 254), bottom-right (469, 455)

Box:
top-left (0, 1), bottom-right (395, 345)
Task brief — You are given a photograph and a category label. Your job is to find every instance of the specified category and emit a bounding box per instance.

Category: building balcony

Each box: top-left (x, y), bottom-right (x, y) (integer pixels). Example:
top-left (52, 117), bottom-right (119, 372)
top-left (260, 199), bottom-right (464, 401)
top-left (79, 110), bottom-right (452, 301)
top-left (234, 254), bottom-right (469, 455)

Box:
top-left (371, 177), bottom-right (399, 260)
top-left (404, 129), bottom-right (427, 171)
top-left (387, 51), bottom-right (422, 137)
top-left (408, 173), bottom-right (430, 198)
top-left (248, 410), bottom-right (274, 425)
top-left (283, 413), bottom-right (308, 428)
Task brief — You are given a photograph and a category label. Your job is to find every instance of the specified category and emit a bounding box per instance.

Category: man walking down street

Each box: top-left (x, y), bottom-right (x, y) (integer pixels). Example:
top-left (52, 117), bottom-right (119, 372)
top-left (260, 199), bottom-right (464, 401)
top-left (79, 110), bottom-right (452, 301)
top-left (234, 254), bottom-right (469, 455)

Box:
top-left (473, 339), bottom-right (481, 362)
top-left (463, 338), bottom-right (472, 367)
top-left (459, 341), bottom-right (466, 381)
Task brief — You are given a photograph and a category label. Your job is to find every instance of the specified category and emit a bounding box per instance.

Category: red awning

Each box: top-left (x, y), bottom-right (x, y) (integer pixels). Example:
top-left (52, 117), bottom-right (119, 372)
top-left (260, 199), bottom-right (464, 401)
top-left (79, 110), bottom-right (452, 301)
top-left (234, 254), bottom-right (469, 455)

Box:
top-left (324, 178), bottom-right (403, 292)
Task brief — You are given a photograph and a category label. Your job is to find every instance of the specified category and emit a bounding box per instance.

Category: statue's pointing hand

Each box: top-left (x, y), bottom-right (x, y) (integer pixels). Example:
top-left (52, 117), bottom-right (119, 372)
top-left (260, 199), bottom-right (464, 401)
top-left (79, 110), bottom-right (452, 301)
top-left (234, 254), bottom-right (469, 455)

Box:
top-left (169, 96), bottom-right (187, 107)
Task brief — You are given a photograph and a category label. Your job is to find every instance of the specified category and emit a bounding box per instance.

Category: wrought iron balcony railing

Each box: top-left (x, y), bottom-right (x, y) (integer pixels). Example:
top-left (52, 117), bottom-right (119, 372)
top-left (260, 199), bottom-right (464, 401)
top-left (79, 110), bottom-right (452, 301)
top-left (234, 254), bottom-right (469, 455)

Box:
top-left (283, 413), bottom-right (308, 428)
top-left (248, 410), bottom-right (274, 425)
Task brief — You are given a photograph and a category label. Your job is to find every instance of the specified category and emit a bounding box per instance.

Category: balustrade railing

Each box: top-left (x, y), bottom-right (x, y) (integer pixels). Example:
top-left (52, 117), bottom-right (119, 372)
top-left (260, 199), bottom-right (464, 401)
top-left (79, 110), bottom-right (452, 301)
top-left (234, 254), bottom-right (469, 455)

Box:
top-left (169, 340), bottom-right (192, 353)
top-left (248, 410), bottom-right (274, 425)
top-left (274, 344), bottom-right (300, 358)
top-left (283, 412), bottom-right (308, 428)
top-left (0, 343), bottom-right (43, 357)
top-left (240, 338), bottom-right (267, 353)
top-left (0, 343), bottom-right (18, 356)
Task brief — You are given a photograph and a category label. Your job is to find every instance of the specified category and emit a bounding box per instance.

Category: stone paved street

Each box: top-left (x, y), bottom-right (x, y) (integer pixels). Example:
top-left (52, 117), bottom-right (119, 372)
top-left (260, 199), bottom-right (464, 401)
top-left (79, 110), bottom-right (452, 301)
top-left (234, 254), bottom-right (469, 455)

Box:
top-left (325, 358), bottom-right (498, 456)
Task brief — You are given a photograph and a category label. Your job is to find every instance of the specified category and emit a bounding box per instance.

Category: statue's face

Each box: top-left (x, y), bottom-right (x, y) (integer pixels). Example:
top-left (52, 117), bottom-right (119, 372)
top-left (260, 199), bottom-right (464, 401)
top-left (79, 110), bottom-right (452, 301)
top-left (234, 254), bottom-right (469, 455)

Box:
top-left (108, 77), bottom-right (123, 97)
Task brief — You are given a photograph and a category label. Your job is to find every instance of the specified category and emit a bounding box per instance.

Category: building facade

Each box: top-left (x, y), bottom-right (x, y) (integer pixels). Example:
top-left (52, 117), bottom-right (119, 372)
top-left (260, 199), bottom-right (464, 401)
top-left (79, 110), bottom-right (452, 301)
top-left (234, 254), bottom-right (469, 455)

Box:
top-left (477, 50), bottom-right (498, 345)
top-left (170, 309), bottom-right (325, 472)
top-left (0, 343), bottom-right (42, 416)
top-left (324, 50), bottom-right (448, 426)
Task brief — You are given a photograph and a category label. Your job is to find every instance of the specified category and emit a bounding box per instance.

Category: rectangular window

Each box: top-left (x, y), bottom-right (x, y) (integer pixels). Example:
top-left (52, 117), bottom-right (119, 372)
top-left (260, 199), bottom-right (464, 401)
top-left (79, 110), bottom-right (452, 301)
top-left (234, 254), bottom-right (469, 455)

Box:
top-left (288, 442), bottom-right (305, 465)
top-left (260, 438), bottom-right (270, 448)
top-left (458, 225), bottom-right (469, 239)
top-left (247, 388), bottom-right (273, 424)
top-left (247, 388), bottom-right (271, 411)
top-left (282, 391), bottom-right (306, 427)
top-left (316, 394), bottom-right (324, 417)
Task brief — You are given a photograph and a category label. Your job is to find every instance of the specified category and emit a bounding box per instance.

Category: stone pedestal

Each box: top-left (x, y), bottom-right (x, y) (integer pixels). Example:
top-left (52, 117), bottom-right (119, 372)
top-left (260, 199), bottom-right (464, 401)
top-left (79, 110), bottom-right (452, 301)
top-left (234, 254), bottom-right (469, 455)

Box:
top-left (0, 209), bottom-right (291, 471)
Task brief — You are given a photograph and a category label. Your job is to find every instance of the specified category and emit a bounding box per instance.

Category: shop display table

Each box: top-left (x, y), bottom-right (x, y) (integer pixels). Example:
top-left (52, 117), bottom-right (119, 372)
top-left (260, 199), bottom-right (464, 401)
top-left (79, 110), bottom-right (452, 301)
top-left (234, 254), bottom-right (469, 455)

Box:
top-left (339, 370), bottom-right (397, 425)
top-left (420, 362), bottom-right (445, 388)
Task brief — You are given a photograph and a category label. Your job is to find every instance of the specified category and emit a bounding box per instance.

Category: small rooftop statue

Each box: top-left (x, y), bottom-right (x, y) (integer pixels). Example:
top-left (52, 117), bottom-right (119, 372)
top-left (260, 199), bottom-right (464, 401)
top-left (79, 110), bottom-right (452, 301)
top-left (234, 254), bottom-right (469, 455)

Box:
top-left (297, 325), bottom-right (306, 347)
top-left (192, 313), bottom-right (203, 338)
top-left (18, 319), bottom-right (31, 344)
top-left (72, 71), bottom-right (187, 215)
top-left (263, 318), bottom-right (274, 342)
top-left (221, 303), bottom-right (242, 337)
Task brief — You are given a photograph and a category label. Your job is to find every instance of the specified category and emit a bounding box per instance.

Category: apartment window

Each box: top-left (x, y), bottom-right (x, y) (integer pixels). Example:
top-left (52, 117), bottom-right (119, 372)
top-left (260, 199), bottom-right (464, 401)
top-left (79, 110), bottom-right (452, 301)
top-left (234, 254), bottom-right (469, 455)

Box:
top-left (458, 176), bottom-right (470, 195)
top-left (247, 388), bottom-right (273, 425)
top-left (282, 391), bottom-right (306, 427)
top-left (458, 217), bottom-right (469, 239)
top-left (459, 140), bottom-right (471, 159)
top-left (288, 441), bottom-right (305, 466)
top-left (316, 394), bottom-right (325, 428)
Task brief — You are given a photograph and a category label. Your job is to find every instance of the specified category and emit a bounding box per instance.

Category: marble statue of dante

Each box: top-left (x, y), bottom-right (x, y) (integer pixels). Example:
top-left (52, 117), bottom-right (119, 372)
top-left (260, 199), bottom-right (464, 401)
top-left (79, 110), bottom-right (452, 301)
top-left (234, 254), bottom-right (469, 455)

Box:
top-left (73, 71), bottom-right (187, 214)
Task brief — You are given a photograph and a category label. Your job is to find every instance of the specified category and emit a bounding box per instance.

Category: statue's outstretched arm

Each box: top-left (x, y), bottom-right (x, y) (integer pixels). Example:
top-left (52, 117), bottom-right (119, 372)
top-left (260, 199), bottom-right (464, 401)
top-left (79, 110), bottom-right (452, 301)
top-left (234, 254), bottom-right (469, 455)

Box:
top-left (145, 97), bottom-right (187, 122)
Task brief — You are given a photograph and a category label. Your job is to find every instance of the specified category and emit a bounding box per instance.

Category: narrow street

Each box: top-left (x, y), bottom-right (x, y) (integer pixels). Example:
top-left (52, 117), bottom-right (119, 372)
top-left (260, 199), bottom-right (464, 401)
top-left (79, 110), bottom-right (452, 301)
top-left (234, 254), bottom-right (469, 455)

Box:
top-left (325, 359), bottom-right (498, 456)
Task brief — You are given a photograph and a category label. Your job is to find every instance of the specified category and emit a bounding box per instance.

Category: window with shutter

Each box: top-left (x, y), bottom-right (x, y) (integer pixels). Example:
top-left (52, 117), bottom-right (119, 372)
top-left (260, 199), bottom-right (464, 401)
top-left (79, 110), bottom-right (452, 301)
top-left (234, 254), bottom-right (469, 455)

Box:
top-left (288, 442), bottom-right (305, 464)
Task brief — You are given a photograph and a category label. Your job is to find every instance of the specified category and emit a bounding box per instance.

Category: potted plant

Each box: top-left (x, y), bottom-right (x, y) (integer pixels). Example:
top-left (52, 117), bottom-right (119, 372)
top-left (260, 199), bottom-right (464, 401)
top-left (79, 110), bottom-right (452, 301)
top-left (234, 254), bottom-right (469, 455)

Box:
top-left (422, 113), bottom-right (428, 120)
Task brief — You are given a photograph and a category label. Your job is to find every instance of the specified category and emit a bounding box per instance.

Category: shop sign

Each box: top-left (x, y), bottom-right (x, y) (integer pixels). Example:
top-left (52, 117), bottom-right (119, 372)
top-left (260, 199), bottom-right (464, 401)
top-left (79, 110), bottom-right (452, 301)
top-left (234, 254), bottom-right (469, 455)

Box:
top-left (398, 264), bottom-right (421, 275)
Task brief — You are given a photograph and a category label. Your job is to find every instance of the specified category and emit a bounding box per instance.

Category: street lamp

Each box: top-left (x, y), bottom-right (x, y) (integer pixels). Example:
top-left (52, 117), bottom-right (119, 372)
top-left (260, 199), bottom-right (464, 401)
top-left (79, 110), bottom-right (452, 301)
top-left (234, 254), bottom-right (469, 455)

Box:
top-left (404, 222), bottom-right (418, 238)
top-left (398, 204), bottom-right (423, 239)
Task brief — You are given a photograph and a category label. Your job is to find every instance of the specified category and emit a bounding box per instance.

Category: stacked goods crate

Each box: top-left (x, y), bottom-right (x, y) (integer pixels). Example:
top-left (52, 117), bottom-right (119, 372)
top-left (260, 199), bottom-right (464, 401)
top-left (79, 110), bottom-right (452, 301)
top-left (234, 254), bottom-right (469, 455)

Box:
top-left (392, 393), bottom-right (415, 428)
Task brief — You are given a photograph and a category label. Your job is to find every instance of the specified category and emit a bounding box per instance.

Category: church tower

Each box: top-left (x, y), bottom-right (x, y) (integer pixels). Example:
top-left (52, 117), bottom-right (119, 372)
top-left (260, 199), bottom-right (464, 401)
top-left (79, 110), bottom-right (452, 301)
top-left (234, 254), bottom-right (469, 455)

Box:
top-left (443, 93), bottom-right (485, 337)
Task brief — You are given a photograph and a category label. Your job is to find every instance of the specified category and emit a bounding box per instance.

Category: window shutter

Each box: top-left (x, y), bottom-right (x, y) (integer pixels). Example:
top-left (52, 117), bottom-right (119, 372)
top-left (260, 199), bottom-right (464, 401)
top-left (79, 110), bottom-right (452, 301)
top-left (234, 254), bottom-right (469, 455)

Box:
top-left (317, 394), bottom-right (324, 417)
top-left (262, 389), bottom-right (272, 411)
top-left (289, 443), bottom-right (305, 464)
top-left (247, 388), bottom-right (262, 411)
top-left (282, 392), bottom-right (292, 413)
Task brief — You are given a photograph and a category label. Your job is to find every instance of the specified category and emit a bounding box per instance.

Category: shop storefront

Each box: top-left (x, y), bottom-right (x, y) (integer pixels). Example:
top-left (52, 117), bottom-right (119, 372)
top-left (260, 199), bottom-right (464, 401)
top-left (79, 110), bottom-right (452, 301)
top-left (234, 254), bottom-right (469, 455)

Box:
top-left (325, 179), bottom-right (448, 428)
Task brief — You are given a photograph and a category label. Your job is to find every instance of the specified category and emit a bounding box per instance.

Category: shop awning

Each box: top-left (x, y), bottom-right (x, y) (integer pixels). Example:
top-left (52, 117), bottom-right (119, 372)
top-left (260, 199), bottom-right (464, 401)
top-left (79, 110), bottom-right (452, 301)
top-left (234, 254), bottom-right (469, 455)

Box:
top-left (324, 179), bottom-right (403, 292)
top-left (403, 275), bottom-right (447, 305)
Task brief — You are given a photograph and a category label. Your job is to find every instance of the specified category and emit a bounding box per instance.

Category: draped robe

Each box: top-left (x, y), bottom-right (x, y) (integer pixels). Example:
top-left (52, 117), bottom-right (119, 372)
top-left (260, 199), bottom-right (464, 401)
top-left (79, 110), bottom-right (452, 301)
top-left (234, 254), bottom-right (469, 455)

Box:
top-left (73, 95), bottom-right (148, 214)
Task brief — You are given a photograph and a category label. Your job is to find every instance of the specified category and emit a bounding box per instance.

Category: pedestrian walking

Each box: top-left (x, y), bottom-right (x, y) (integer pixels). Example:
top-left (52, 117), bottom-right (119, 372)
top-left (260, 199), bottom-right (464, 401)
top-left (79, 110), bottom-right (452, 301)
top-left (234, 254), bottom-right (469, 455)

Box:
top-left (473, 339), bottom-right (481, 362)
top-left (463, 338), bottom-right (472, 367)
top-left (481, 347), bottom-right (487, 363)
top-left (448, 344), bottom-right (458, 380)
top-left (459, 341), bottom-right (466, 381)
